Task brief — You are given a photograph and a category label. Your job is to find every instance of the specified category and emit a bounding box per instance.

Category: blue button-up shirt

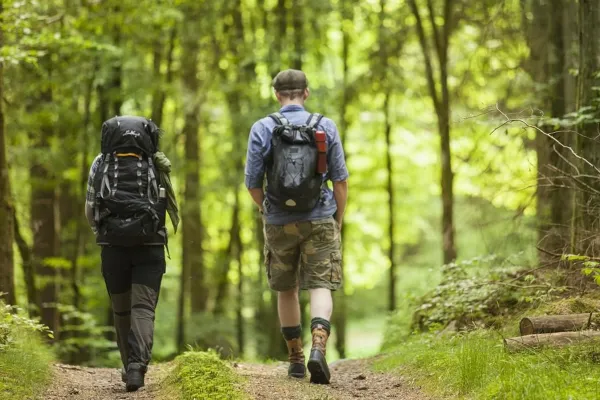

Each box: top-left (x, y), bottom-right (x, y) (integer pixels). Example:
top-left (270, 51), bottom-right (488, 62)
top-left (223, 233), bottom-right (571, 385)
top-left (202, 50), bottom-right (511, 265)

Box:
top-left (244, 104), bottom-right (349, 225)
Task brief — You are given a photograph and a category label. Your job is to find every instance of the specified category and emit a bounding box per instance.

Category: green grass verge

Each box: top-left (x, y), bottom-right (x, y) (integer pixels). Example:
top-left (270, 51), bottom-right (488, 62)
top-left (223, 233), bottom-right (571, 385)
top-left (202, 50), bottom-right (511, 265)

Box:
top-left (0, 315), bottom-right (54, 400)
top-left (375, 330), bottom-right (600, 399)
top-left (165, 350), bottom-right (247, 400)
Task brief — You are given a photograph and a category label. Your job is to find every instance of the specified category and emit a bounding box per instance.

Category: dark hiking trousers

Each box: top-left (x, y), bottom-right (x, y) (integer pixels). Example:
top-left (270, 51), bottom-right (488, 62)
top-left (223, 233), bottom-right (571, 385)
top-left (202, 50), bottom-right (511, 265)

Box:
top-left (101, 245), bottom-right (165, 371)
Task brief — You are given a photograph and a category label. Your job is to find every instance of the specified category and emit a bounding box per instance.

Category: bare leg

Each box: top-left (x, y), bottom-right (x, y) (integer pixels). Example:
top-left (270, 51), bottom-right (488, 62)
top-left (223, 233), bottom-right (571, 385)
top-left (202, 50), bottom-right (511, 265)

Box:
top-left (278, 287), bottom-right (301, 327)
top-left (309, 288), bottom-right (333, 320)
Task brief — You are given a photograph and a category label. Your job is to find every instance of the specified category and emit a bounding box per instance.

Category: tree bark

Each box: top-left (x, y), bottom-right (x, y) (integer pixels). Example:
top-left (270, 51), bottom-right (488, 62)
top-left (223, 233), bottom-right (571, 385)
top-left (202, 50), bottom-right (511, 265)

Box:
top-left (526, 0), bottom-right (573, 261)
top-left (331, 0), bottom-right (352, 359)
top-left (408, 0), bottom-right (457, 264)
top-left (504, 330), bottom-right (600, 352)
top-left (0, 2), bottom-right (15, 305)
top-left (13, 208), bottom-right (38, 312)
top-left (519, 314), bottom-right (592, 335)
top-left (151, 27), bottom-right (176, 127)
top-left (30, 85), bottom-right (60, 338)
top-left (384, 89), bottom-right (396, 311)
top-left (232, 188), bottom-right (244, 356)
top-left (572, 0), bottom-right (600, 256)
top-left (178, 6), bottom-right (207, 351)
top-left (291, 0), bottom-right (303, 70)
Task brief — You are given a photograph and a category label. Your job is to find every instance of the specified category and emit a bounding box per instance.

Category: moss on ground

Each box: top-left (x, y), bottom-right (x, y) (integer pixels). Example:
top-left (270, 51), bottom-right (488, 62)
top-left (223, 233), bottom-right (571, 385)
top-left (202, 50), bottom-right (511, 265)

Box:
top-left (166, 350), bottom-right (246, 400)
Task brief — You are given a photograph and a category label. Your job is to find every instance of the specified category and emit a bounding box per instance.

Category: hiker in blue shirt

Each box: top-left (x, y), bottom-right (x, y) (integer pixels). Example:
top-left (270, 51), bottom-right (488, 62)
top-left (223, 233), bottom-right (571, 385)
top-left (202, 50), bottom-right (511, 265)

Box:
top-left (245, 69), bottom-right (349, 384)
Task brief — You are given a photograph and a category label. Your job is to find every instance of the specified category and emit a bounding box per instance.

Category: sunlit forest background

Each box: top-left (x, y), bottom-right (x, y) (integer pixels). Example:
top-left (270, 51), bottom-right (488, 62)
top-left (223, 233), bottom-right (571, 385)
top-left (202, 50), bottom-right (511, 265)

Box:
top-left (1, 0), bottom-right (594, 369)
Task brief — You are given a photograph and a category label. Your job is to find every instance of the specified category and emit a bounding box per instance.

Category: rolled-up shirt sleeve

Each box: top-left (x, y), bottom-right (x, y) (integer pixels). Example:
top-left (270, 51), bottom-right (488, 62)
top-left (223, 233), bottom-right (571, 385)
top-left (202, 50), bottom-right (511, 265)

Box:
top-left (244, 121), bottom-right (267, 189)
top-left (325, 121), bottom-right (349, 182)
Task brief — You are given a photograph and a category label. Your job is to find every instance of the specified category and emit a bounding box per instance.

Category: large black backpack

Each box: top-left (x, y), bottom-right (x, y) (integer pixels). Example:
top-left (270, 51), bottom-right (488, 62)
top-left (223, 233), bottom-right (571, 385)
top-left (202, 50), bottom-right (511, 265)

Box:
top-left (93, 116), bottom-right (167, 246)
top-left (265, 112), bottom-right (325, 212)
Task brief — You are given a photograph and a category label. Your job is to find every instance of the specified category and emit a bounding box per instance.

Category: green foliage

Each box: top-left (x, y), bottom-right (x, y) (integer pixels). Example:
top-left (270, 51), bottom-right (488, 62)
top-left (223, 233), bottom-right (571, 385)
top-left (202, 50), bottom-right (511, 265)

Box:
top-left (0, 301), bottom-right (53, 347)
top-left (408, 255), bottom-right (560, 334)
top-left (376, 330), bottom-right (600, 400)
top-left (0, 301), bottom-right (54, 400)
top-left (54, 304), bottom-right (115, 364)
top-left (167, 350), bottom-right (246, 400)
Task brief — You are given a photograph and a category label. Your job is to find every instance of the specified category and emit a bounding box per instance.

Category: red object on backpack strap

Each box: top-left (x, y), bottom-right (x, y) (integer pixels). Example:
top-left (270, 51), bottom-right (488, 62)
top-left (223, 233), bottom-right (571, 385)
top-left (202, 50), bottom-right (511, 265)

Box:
top-left (315, 130), bottom-right (327, 174)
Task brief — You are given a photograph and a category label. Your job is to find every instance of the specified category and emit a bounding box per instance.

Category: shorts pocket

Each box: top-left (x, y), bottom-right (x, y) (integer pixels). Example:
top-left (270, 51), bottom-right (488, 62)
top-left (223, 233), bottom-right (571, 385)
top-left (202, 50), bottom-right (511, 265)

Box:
top-left (330, 250), bottom-right (342, 283)
top-left (264, 246), bottom-right (272, 279)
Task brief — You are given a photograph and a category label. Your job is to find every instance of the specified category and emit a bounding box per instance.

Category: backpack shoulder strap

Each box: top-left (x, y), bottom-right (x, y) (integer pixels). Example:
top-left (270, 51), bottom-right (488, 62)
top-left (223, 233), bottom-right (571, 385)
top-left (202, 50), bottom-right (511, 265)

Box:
top-left (269, 112), bottom-right (290, 126)
top-left (306, 113), bottom-right (324, 129)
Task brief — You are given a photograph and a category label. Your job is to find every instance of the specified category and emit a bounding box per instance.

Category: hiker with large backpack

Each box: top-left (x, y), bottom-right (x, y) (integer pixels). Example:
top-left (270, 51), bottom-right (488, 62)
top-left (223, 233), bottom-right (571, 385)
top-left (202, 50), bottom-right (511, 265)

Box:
top-left (84, 116), bottom-right (179, 392)
top-left (244, 69), bottom-right (349, 384)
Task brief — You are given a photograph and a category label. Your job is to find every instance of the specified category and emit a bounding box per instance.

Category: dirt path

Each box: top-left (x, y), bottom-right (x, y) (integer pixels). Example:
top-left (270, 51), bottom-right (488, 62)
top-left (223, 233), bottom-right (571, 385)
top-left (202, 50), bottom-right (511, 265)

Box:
top-left (236, 357), bottom-right (430, 400)
top-left (42, 363), bottom-right (174, 400)
top-left (42, 357), bottom-right (427, 400)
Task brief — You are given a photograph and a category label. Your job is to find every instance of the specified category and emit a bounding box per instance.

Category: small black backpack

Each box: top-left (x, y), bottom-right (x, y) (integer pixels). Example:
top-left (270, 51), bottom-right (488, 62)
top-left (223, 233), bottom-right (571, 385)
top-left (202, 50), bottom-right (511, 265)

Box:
top-left (93, 115), bottom-right (167, 246)
top-left (265, 112), bottom-right (326, 212)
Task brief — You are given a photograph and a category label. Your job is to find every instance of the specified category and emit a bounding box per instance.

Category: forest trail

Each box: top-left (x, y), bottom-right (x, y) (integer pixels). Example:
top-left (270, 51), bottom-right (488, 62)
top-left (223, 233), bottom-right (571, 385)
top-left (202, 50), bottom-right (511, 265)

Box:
top-left (41, 357), bottom-right (428, 399)
top-left (236, 357), bottom-right (430, 400)
top-left (42, 363), bottom-right (174, 400)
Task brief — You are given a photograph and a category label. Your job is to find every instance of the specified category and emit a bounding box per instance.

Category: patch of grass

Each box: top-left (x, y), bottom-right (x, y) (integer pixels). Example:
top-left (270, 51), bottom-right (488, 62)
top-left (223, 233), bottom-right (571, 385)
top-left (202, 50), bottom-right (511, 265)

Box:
top-left (166, 350), bottom-right (247, 400)
top-left (375, 330), bottom-right (600, 399)
top-left (0, 304), bottom-right (54, 400)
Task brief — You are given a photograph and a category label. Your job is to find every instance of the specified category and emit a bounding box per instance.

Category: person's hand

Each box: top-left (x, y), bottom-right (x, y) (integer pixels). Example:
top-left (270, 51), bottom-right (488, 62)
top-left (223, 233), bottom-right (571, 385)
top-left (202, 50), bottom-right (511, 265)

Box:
top-left (336, 219), bottom-right (342, 231)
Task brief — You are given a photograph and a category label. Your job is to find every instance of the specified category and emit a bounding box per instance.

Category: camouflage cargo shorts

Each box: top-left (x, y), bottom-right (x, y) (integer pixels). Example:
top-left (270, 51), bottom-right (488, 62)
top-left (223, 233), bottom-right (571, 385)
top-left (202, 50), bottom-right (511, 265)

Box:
top-left (263, 217), bottom-right (342, 291)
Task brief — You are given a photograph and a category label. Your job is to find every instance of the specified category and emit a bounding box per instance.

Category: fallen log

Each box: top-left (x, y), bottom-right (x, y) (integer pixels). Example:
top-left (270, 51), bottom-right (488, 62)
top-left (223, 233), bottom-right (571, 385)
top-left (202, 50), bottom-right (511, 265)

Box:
top-left (519, 313), bottom-right (592, 335)
top-left (504, 330), bottom-right (600, 352)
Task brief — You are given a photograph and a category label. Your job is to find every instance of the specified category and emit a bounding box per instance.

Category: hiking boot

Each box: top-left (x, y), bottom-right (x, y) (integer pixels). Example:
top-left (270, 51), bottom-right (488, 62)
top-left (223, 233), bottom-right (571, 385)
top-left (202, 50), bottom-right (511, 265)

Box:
top-left (125, 364), bottom-right (145, 392)
top-left (285, 337), bottom-right (306, 378)
top-left (307, 326), bottom-right (330, 384)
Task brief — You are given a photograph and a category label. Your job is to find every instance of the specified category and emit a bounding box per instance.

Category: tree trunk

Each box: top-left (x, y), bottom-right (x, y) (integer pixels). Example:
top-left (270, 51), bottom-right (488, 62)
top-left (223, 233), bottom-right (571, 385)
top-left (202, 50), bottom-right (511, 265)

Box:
top-left (0, 5), bottom-right (15, 305)
top-left (232, 188), bottom-right (244, 356)
top-left (31, 86), bottom-right (60, 338)
top-left (13, 208), bottom-right (38, 312)
top-left (178, 7), bottom-right (207, 351)
top-left (151, 27), bottom-right (176, 127)
top-left (275, 0), bottom-right (287, 74)
top-left (526, 0), bottom-right (573, 261)
top-left (291, 0), bottom-right (303, 70)
top-left (504, 330), bottom-right (600, 352)
top-left (573, 0), bottom-right (600, 256)
top-left (110, 7), bottom-right (122, 116)
top-left (331, 0), bottom-right (352, 359)
top-left (384, 90), bottom-right (396, 311)
top-left (519, 314), bottom-right (592, 335)
top-left (409, 0), bottom-right (457, 264)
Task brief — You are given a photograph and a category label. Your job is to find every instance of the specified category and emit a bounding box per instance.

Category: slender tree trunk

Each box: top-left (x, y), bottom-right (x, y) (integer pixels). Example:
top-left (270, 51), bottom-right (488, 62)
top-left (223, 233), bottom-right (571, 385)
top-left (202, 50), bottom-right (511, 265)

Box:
top-left (31, 84), bottom-right (60, 338)
top-left (408, 0), bottom-right (457, 264)
top-left (151, 27), bottom-right (176, 127)
top-left (178, 7), bottom-right (207, 350)
top-left (110, 8), bottom-right (122, 115)
top-left (13, 208), bottom-right (38, 312)
top-left (527, 0), bottom-right (572, 260)
top-left (291, 0), bottom-right (303, 70)
top-left (0, 5), bottom-right (15, 304)
top-left (573, 0), bottom-right (600, 256)
top-left (331, 0), bottom-right (352, 359)
top-left (274, 0), bottom-right (287, 75)
top-left (384, 90), bottom-right (396, 311)
top-left (232, 188), bottom-right (244, 356)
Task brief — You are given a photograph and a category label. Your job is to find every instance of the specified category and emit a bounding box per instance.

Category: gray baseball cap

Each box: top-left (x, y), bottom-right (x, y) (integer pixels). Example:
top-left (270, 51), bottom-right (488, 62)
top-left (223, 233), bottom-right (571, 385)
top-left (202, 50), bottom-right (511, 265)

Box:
top-left (272, 69), bottom-right (308, 91)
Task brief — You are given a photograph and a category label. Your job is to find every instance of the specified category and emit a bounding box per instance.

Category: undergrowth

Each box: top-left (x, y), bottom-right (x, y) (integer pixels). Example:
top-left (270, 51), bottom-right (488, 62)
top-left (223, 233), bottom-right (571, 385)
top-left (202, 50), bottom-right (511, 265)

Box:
top-left (166, 350), bottom-right (246, 400)
top-left (0, 301), bottom-right (54, 400)
top-left (375, 330), bottom-right (600, 399)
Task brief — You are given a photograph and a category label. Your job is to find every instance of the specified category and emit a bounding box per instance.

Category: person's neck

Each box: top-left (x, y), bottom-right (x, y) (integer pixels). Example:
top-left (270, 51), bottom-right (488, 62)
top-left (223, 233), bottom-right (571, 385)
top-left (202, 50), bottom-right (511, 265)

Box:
top-left (279, 100), bottom-right (305, 108)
